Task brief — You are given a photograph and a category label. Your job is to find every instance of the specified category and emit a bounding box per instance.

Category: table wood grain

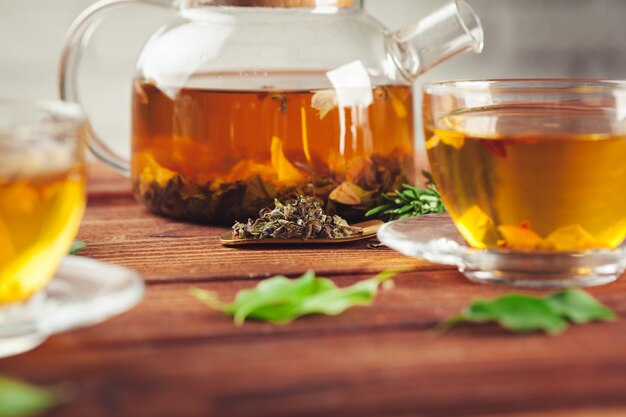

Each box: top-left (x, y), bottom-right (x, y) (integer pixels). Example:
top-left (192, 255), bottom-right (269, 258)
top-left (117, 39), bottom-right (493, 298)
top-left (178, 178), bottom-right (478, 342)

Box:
top-left (2, 164), bottom-right (626, 417)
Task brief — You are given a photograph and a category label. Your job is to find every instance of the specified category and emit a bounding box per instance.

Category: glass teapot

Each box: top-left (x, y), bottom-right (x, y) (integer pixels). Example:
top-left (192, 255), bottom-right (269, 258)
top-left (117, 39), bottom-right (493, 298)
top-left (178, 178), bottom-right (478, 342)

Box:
top-left (60, 0), bottom-right (483, 225)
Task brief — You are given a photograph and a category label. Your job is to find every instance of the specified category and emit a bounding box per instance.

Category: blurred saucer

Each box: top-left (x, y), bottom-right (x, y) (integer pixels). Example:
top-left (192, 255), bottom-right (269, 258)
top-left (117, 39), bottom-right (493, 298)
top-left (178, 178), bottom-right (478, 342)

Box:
top-left (378, 213), bottom-right (626, 288)
top-left (0, 256), bottom-right (144, 357)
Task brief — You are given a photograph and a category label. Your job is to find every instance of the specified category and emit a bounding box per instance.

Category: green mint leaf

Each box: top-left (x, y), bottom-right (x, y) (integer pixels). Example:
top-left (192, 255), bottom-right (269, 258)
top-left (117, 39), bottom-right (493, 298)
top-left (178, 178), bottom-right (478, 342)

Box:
top-left (462, 295), bottom-right (568, 335)
top-left (190, 269), bottom-right (401, 325)
top-left (294, 276), bottom-right (381, 318)
top-left (442, 290), bottom-right (616, 335)
top-left (68, 240), bottom-right (86, 255)
top-left (0, 376), bottom-right (59, 417)
top-left (546, 289), bottom-right (616, 324)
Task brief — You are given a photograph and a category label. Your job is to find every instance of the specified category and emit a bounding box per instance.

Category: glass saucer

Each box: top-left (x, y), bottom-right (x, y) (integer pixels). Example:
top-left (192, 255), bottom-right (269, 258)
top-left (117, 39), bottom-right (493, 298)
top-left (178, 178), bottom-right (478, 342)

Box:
top-left (0, 256), bottom-right (144, 358)
top-left (377, 214), bottom-right (626, 288)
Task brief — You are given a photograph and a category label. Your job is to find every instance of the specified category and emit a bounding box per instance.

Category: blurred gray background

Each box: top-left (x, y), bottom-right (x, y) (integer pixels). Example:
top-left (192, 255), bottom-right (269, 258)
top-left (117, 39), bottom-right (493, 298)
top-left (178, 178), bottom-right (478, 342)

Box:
top-left (2, 0), bottom-right (626, 158)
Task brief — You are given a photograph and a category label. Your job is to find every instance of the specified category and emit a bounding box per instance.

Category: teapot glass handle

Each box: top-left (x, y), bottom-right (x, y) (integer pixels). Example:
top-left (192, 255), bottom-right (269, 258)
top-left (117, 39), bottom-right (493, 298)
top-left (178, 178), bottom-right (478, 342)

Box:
top-left (59, 0), bottom-right (173, 175)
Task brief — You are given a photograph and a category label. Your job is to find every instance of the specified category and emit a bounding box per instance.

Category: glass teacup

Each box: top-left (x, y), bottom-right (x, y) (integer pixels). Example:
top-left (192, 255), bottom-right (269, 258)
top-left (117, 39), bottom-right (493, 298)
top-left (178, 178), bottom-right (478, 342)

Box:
top-left (419, 80), bottom-right (626, 287)
top-left (0, 100), bottom-right (86, 302)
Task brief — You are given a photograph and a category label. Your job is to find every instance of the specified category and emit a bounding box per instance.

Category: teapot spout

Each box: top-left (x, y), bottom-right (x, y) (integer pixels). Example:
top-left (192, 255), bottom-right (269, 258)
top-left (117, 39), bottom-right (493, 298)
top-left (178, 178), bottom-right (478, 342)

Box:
top-left (387, 0), bottom-right (483, 81)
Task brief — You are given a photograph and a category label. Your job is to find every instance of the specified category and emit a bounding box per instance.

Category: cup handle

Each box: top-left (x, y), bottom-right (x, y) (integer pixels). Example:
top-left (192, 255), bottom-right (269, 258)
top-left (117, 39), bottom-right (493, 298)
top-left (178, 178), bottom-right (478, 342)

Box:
top-left (59, 0), bottom-right (173, 175)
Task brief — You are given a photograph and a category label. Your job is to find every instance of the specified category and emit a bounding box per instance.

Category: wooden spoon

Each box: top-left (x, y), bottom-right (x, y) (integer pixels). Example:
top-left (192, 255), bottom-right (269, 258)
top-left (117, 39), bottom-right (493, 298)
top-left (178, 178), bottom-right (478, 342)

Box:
top-left (220, 220), bottom-right (383, 246)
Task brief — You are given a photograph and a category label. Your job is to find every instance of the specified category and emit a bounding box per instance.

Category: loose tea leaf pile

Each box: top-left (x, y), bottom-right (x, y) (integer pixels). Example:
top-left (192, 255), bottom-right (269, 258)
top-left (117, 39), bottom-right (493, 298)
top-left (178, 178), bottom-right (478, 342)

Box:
top-left (134, 150), bottom-right (411, 225)
top-left (190, 269), bottom-right (399, 325)
top-left (232, 196), bottom-right (363, 240)
top-left (440, 289), bottom-right (616, 335)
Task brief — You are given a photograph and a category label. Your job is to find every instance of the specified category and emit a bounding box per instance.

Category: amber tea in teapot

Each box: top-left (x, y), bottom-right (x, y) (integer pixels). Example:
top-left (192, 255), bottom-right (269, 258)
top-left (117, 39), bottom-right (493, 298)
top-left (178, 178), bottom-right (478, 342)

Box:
top-left (61, 0), bottom-right (483, 225)
top-left (132, 79), bottom-right (413, 223)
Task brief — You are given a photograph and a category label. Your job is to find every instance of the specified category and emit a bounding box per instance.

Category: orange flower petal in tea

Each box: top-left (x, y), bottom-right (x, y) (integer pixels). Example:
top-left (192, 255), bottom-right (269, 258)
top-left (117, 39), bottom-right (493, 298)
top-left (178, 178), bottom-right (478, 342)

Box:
top-left (442, 133), bottom-right (465, 149)
top-left (497, 224), bottom-right (545, 250)
top-left (428, 130), bottom-right (465, 150)
top-left (329, 182), bottom-right (368, 205)
top-left (224, 159), bottom-right (271, 183)
top-left (311, 89), bottom-right (338, 120)
top-left (543, 224), bottom-right (608, 251)
top-left (457, 205), bottom-right (493, 248)
top-left (271, 136), bottom-right (307, 186)
top-left (138, 154), bottom-right (176, 188)
top-left (594, 218), bottom-right (626, 249)
top-left (496, 221), bottom-right (608, 251)
top-left (425, 135), bottom-right (441, 150)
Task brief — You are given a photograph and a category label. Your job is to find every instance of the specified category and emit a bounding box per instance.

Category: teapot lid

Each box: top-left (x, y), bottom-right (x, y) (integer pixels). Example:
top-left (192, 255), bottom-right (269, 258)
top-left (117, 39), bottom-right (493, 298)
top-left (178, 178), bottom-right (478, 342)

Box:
top-left (184, 0), bottom-right (357, 7)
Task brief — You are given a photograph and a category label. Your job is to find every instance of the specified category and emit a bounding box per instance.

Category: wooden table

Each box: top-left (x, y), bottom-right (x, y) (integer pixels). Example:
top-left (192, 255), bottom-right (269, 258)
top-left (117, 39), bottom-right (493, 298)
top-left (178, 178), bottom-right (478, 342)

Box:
top-left (3, 165), bottom-right (626, 417)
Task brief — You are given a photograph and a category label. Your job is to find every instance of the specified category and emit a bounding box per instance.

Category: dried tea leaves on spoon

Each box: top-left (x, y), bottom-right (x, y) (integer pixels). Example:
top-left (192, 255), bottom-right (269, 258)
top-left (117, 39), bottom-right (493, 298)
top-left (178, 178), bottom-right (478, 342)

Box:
top-left (232, 196), bottom-right (363, 240)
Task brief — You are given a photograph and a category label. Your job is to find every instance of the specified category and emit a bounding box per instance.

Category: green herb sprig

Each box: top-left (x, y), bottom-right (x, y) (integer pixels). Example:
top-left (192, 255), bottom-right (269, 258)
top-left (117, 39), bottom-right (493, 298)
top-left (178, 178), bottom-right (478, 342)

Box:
top-left (439, 289), bottom-right (616, 335)
top-left (190, 269), bottom-right (400, 325)
top-left (366, 184), bottom-right (445, 221)
top-left (366, 171), bottom-right (446, 221)
top-left (0, 375), bottom-right (70, 417)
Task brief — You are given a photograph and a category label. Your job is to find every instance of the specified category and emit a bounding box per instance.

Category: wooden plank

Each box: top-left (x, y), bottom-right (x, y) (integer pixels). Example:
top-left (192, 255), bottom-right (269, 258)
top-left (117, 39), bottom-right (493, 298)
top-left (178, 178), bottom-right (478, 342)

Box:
top-left (85, 163), bottom-right (133, 200)
top-left (4, 319), bottom-right (626, 417)
top-left (3, 269), bottom-right (626, 417)
top-left (24, 269), bottom-right (626, 348)
top-left (80, 164), bottom-right (444, 282)
top-left (77, 201), bottom-right (446, 283)
top-left (3, 164), bottom-right (625, 417)
top-left (491, 410), bottom-right (626, 417)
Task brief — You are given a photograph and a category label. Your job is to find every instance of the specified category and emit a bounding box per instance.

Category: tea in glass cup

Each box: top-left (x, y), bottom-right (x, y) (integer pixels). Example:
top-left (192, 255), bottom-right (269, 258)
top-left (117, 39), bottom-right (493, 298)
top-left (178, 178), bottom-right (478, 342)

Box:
top-left (420, 80), bottom-right (626, 286)
top-left (0, 100), bottom-right (85, 303)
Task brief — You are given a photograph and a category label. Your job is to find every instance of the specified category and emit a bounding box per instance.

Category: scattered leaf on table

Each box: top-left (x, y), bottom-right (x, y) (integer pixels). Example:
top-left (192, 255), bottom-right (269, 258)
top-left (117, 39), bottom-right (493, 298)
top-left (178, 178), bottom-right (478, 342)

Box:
top-left (190, 269), bottom-right (402, 325)
top-left (0, 375), bottom-right (66, 417)
top-left (440, 289), bottom-right (616, 335)
top-left (546, 289), bottom-right (616, 324)
top-left (69, 240), bottom-right (86, 255)
top-left (458, 294), bottom-right (568, 335)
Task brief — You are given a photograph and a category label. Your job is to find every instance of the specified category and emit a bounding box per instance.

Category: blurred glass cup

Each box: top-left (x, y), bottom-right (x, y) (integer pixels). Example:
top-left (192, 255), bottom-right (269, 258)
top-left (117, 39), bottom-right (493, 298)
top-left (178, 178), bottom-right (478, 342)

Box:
top-left (0, 100), bottom-right (86, 303)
